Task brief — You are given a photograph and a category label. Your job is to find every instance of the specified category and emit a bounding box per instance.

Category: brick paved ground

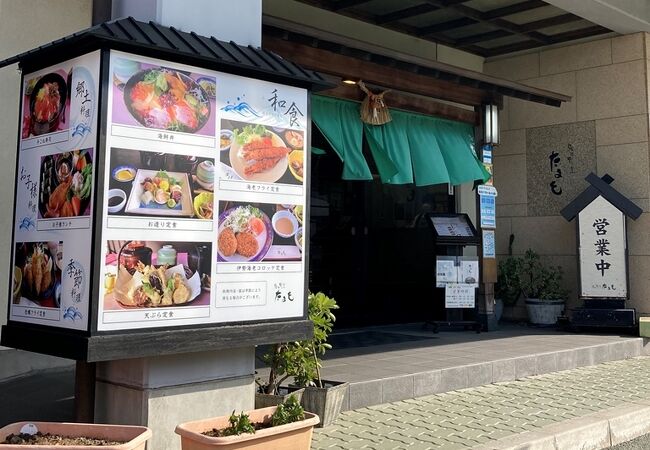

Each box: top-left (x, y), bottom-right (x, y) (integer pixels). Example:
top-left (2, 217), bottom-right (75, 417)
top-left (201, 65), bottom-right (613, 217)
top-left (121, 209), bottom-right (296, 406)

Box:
top-left (312, 356), bottom-right (650, 449)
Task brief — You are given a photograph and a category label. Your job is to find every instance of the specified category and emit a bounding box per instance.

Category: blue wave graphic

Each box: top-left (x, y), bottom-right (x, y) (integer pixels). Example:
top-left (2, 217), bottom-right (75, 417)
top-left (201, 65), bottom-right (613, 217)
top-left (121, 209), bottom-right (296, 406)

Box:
top-left (71, 123), bottom-right (92, 137)
top-left (19, 217), bottom-right (35, 230)
top-left (221, 102), bottom-right (262, 118)
top-left (63, 306), bottom-right (83, 321)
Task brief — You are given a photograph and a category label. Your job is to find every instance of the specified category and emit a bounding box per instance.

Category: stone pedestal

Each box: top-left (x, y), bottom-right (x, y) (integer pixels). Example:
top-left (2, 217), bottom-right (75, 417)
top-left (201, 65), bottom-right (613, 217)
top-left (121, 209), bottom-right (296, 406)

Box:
top-left (95, 347), bottom-right (255, 450)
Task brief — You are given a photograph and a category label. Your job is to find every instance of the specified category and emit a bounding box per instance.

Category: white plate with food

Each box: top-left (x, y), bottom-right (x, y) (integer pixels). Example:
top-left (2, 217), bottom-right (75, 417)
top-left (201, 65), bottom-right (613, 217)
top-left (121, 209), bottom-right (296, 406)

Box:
top-left (217, 205), bottom-right (273, 262)
top-left (229, 124), bottom-right (289, 182)
top-left (124, 169), bottom-right (193, 217)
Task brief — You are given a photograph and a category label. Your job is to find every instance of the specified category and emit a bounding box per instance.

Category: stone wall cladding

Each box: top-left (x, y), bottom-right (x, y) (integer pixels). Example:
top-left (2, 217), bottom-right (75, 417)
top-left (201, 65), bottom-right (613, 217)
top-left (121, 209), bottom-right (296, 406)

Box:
top-left (486, 33), bottom-right (650, 314)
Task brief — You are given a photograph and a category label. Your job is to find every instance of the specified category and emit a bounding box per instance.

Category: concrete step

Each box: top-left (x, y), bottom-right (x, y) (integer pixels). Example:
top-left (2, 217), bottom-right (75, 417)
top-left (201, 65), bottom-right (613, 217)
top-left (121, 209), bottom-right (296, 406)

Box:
top-left (334, 336), bottom-right (645, 411)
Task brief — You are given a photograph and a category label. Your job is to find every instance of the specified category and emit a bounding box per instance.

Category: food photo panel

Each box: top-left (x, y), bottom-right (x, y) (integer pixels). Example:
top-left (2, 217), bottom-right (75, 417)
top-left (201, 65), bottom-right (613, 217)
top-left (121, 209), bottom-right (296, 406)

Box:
top-left (219, 119), bottom-right (305, 187)
top-left (111, 55), bottom-right (216, 137)
top-left (39, 149), bottom-right (93, 219)
top-left (21, 70), bottom-right (71, 140)
top-left (107, 148), bottom-right (215, 221)
top-left (13, 241), bottom-right (63, 309)
top-left (217, 201), bottom-right (304, 263)
top-left (103, 240), bottom-right (212, 310)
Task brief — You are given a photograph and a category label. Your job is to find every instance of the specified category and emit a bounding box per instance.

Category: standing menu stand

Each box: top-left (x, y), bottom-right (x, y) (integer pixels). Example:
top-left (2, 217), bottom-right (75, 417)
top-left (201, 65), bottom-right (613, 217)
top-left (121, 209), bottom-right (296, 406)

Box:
top-left (426, 214), bottom-right (481, 333)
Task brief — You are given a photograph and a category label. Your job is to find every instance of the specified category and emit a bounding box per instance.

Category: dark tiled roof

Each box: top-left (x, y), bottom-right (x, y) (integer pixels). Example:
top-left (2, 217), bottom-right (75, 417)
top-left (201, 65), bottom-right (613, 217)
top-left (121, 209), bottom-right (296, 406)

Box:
top-left (0, 17), bottom-right (333, 91)
top-left (561, 173), bottom-right (643, 221)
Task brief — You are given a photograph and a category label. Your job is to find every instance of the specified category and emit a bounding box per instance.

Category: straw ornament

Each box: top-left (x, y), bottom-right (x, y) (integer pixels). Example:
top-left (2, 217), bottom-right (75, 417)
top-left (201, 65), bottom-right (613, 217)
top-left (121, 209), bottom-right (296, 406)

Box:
top-left (357, 81), bottom-right (391, 125)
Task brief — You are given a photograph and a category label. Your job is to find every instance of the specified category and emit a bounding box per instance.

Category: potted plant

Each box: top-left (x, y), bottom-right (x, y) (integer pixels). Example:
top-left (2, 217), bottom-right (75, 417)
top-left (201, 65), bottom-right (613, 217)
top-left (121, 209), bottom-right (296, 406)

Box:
top-left (495, 255), bottom-right (522, 322)
top-left (0, 422), bottom-right (151, 449)
top-left (294, 292), bottom-right (348, 428)
top-left (254, 342), bottom-right (309, 408)
top-left (175, 395), bottom-right (319, 450)
top-left (519, 249), bottom-right (568, 326)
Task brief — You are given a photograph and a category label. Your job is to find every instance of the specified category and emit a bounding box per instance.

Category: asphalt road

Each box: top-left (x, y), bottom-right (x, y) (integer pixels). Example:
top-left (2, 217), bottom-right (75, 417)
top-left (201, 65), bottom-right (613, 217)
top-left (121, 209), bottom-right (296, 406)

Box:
top-left (0, 368), bottom-right (74, 425)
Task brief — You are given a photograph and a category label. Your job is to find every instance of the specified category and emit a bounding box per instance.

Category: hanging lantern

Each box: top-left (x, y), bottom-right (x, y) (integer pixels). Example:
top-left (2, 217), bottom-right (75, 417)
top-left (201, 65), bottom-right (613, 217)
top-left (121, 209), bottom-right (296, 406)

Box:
top-left (483, 103), bottom-right (500, 145)
top-left (358, 81), bottom-right (391, 125)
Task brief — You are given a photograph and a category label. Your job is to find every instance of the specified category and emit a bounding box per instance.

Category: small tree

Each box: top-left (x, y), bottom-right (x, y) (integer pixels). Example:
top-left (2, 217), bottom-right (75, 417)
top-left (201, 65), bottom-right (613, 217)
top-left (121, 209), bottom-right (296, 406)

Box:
top-left (496, 256), bottom-right (523, 305)
top-left (518, 249), bottom-right (567, 300)
top-left (257, 291), bottom-right (339, 393)
top-left (303, 291), bottom-right (339, 389)
top-left (257, 341), bottom-right (315, 395)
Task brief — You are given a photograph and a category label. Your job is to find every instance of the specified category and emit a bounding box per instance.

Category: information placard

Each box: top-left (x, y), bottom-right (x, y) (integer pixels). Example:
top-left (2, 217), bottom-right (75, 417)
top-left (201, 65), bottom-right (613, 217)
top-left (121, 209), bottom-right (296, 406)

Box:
top-left (445, 283), bottom-right (476, 308)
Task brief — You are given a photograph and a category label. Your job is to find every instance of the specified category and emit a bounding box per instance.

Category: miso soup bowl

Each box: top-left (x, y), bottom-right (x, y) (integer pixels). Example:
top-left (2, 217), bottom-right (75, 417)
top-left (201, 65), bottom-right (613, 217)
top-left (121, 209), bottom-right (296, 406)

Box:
top-left (272, 210), bottom-right (298, 238)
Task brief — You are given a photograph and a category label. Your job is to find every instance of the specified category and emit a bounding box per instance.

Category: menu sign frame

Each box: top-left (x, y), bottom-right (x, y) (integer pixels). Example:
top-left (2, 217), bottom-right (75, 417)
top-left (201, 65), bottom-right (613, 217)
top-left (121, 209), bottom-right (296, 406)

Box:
top-left (93, 50), bottom-right (310, 332)
top-left (8, 51), bottom-right (101, 332)
top-left (427, 213), bottom-right (479, 246)
top-left (4, 45), bottom-right (314, 361)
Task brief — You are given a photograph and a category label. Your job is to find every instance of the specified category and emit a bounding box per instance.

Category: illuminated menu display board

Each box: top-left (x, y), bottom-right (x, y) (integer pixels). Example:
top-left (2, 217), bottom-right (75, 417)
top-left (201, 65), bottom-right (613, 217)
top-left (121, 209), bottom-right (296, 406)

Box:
top-left (10, 50), bottom-right (309, 333)
top-left (98, 51), bottom-right (308, 331)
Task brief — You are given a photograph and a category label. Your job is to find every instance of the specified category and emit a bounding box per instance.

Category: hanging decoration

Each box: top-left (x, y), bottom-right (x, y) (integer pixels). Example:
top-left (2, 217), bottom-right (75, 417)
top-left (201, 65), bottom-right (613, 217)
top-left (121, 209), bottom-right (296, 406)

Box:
top-left (357, 81), bottom-right (392, 125)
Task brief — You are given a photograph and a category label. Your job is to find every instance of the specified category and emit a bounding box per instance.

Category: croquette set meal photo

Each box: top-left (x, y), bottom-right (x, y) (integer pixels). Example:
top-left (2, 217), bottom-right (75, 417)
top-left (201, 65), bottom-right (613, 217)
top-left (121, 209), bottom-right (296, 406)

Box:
top-left (217, 202), bottom-right (303, 263)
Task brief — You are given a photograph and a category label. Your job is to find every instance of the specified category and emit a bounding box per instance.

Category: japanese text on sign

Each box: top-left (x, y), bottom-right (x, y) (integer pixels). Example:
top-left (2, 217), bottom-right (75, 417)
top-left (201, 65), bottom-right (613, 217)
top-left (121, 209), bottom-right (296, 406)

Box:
top-left (547, 144), bottom-right (576, 196)
top-left (578, 196), bottom-right (627, 298)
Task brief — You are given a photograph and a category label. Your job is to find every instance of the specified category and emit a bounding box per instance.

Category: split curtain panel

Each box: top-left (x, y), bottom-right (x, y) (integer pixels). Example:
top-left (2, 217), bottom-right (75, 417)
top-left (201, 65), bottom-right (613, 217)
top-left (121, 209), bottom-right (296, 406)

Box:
top-left (311, 95), bottom-right (489, 186)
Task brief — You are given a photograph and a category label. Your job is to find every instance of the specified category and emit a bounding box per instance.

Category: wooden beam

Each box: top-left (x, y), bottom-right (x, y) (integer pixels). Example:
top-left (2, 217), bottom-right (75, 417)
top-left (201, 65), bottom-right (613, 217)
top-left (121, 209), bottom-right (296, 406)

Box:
top-left (331, 0), bottom-right (373, 10)
top-left (519, 13), bottom-right (583, 32)
top-left (482, 0), bottom-right (547, 20)
top-left (483, 25), bottom-right (611, 56)
top-left (262, 26), bottom-right (571, 105)
top-left (549, 25), bottom-right (612, 43)
top-left (376, 4), bottom-right (439, 25)
top-left (455, 30), bottom-right (511, 46)
top-left (418, 17), bottom-right (476, 36)
top-left (264, 36), bottom-right (488, 106)
top-left (321, 83), bottom-right (477, 123)
top-left (421, 0), bottom-right (552, 44)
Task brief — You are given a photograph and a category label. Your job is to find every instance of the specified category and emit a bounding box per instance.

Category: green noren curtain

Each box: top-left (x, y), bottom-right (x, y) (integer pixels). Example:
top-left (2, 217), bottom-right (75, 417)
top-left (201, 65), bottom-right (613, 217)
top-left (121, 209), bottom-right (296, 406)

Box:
top-left (311, 96), bottom-right (372, 181)
top-left (311, 95), bottom-right (489, 186)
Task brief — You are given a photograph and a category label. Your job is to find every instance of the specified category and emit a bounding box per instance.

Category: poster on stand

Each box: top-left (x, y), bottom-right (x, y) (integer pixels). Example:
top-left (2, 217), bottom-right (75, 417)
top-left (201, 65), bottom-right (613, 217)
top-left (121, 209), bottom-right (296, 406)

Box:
top-left (445, 283), bottom-right (476, 308)
top-left (97, 50), bottom-right (308, 330)
top-left (10, 51), bottom-right (100, 330)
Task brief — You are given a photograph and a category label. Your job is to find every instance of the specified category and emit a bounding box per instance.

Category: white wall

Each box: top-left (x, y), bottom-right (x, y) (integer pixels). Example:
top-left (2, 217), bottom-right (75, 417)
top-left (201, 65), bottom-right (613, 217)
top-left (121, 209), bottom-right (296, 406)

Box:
top-left (0, 0), bottom-right (92, 353)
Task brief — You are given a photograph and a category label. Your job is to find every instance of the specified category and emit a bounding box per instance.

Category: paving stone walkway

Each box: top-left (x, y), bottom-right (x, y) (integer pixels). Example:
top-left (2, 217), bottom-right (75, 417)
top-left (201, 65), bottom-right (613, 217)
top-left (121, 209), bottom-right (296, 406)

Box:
top-left (312, 356), bottom-right (650, 449)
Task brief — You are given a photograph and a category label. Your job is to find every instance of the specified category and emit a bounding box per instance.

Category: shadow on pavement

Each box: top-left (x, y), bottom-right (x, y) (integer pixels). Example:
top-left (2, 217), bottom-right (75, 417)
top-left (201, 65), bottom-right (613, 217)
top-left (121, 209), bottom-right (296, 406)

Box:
top-left (0, 368), bottom-right (74, 425)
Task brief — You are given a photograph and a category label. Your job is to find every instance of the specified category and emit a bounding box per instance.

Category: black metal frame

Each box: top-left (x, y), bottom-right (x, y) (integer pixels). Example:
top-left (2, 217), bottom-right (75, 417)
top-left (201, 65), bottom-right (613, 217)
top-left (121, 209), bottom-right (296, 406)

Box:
top-left (426, 213), bottom-right (480, 246)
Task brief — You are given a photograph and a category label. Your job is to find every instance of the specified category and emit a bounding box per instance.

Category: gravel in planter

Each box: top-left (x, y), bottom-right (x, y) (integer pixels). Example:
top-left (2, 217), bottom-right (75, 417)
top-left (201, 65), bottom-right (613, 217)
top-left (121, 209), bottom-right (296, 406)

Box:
top-left (3, 432), bottom-right (125, 446)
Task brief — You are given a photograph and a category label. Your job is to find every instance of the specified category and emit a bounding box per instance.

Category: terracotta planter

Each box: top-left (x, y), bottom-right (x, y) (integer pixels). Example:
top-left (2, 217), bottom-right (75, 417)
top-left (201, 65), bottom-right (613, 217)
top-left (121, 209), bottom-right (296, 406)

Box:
top-left (301, 380), bottom-right (349, 428)
top-left (175, 406), bottom-right (319, 450)
top-left (254, 387), bottom-right (304, 409)
top-left (525, 298), bottom-right (565, 326)
top-left (0, 422), bottom-right (151, 449)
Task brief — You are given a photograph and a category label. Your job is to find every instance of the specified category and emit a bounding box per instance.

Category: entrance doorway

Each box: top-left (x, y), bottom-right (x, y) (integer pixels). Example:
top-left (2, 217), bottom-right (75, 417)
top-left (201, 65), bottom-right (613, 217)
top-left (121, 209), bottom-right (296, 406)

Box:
top-left (309, 130), bottom-right (455, 327)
